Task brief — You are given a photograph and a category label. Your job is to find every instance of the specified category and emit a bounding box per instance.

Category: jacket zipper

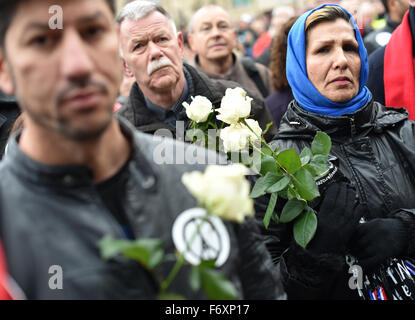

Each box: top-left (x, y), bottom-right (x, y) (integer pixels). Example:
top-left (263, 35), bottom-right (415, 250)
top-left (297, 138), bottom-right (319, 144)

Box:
top-left (340, 144), bottom-right (368, 205)
top-left (350, 117), bottom-right (357, 138)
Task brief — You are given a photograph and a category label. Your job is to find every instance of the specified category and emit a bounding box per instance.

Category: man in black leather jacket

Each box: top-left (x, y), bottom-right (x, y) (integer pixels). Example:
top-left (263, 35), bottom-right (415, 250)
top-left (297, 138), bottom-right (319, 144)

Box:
top-left (0, 0), bottom-right (285, 300)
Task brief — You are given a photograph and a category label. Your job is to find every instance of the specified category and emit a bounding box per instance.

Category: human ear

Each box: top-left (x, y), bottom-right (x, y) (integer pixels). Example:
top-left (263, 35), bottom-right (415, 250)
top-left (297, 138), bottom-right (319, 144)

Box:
top-left (122, 59), bottom-right (134, 78)
top-left (0, 50), bottom-right (15, 95)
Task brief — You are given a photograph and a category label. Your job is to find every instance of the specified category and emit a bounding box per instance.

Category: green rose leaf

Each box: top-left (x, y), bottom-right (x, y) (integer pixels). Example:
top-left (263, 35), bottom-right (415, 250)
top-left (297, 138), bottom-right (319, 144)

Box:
top-left (260, 154), bottom-right (279, 176)
top-left (98, 236), bottom-right (164, 270)
top-left (293, 209), bottom-right (318, 249)
top-left (287, 186), bottom-right (297, 200)
top-left (277, 148), bottom-right (302, 174)
top-left (199, 259), bottom-right (217, 268)
top-left (263, 192), bottom-right (278, 229)
top-left (280, 199), bottom-right (307, 223)
top-left (304, 156), bottom-right (329, 178)
top-left (99, 236), bottom-right (132, 260)
top-left (303, 164), bottom-right (316, 176)
top-left (261, 147), bottom-right (274, 156)
top-left (190, 266), bottom-right (201, 292)
top-left (267, 175), bottom-right (291, 193)
top-left (293, 168), bottom-right (320, 201)
top-left (312, 154), bottom-right (329, 165)
top-left (311, 131), bottom-right (331, 156)
top-left (300, 147), bottom-right (313, 166)
top-left (199, 267), bottom-right (239, 300)
top-left (146, 248), bottom-right (165, 270)
top-left (250, 172), bottom-right (282, 198)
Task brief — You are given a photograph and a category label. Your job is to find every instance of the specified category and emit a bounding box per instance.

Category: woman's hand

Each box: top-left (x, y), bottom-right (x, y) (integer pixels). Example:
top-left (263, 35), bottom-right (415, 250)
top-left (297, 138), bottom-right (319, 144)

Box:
top-left (349, 217), bottom-right (409, 271)
top-left (307, 182), bottom-right (364, 255)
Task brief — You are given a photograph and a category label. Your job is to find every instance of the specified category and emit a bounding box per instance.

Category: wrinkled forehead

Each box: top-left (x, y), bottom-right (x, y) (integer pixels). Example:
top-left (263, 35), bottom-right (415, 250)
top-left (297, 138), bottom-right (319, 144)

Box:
top-left (306, 18), bottom-right (357, 45)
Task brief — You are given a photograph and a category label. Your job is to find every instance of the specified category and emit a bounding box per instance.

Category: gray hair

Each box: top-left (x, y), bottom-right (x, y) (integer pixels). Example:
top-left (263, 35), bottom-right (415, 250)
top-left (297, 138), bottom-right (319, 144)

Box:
top-left (117, 0), bottom-right (177, 57)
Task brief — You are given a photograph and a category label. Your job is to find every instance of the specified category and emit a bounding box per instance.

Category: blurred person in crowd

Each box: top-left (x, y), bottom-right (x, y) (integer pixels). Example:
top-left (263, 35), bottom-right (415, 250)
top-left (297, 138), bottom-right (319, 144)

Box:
top-left (114, 71), bottom-right (135, 112)
top-left (365, 0), bottom-right (410, 55)
top-left (250, 16), bottom-right (268, 41)
top-left (252, 7), bottom-right (295, 58)
top-left (187, 5), bottom-right (274, 99)
top-left (255, 6), bottom-right (296, 67)
top-left (257, 4), bottom-right (415, 299)
top-left (0, 90), bottom-right (20, 159)
top-left (264, 17), bottom-right (298, 128)
top-left (340, 0), bottom-right (374, 36)
top-left (236, 14), bottom-right (256, 57)
top-left (367, 0), bottom-right (414, 115)
top-left (0, 0), bottom-right (285, 300)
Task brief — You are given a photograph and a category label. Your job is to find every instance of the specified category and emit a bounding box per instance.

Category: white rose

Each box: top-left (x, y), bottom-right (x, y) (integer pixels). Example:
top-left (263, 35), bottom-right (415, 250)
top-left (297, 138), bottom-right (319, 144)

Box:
top-left (216, 87), bottom-right (253, 125)
top-left (219, 120), bottom-right (262, 153)
top-left (182, 95), bottom-right (213, 123)
top-left (220, 124), bottom-right (251, 153)
top-left (181, 164), bottom-right (254, 223)
top-left (243, 119), bottom-right (262, 143)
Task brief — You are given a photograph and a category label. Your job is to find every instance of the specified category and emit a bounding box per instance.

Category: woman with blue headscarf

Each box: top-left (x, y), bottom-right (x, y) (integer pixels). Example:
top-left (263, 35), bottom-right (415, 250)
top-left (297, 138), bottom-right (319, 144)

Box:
top-left (256, 4), bottom-right (415, 299)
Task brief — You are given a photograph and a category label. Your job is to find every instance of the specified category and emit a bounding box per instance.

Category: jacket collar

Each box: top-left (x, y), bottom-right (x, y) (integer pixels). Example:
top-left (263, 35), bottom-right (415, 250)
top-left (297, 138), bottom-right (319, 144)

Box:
top-left (386, 14), bottom-right (401, 31)
top-left (3, 116), bottom-right (157, 190)
top-left (277, 99), bottom-right (409, 141)
top-left (126, 63), bottom-right (225, 131)
top-left (194, 53), bottom-right (237, 78)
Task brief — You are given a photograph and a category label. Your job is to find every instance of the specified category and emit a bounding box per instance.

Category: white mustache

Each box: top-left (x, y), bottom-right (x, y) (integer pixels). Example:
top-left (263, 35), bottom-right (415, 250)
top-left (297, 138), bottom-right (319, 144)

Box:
top-left (147, 56), bottom-right (174, 75)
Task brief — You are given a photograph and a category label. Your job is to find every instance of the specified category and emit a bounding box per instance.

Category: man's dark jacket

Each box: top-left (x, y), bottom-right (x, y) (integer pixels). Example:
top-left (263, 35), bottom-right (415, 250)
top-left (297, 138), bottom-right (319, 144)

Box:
top-left (117, 63), bottom-right (277, 142)
top-left (367, 7), bottom-right (415, 106)
top-left (256, 99), bottom-right (415, 299)
top-left (0, 116), bottom-right (285, 300)
top-left (0, 91), bottom-right (20, 159)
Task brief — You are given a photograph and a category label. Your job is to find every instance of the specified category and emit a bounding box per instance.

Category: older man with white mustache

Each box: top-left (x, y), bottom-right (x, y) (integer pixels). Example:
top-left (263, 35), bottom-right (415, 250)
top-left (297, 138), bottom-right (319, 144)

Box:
top-left (117, 0), bottom-right (277, 141)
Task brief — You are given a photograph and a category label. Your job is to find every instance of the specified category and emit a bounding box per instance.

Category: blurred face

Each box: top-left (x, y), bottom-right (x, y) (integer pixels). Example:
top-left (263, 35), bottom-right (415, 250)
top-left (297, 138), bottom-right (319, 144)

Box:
top-left (270, 12), bottom-right (293, 36)
top-left (119, 11), bottom-right (184, 94)
top-left (188, 7), bottom-right (237, 62)
top-left (306, 19), bottom-right (361, 103)
top-left (0, 0), bottom-right (122, 140)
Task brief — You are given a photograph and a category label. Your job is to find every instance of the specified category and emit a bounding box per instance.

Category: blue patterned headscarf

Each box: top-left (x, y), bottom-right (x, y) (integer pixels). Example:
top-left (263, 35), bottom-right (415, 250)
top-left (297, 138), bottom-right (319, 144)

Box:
top-left (286, 4), bottom-right (372, 116)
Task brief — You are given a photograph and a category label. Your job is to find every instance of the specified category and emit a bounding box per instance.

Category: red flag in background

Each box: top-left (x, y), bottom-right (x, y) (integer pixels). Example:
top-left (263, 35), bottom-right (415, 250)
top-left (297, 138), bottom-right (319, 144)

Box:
top-left (0, 241), bottom-right (12, 300)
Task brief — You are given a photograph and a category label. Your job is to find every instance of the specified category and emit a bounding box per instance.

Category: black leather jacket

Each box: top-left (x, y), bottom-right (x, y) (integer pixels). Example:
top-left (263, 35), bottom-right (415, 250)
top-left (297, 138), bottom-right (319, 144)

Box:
top-left (0, 116), bottom-right (285, 300)
top-left (256, 100), bottom-right (415, 299)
